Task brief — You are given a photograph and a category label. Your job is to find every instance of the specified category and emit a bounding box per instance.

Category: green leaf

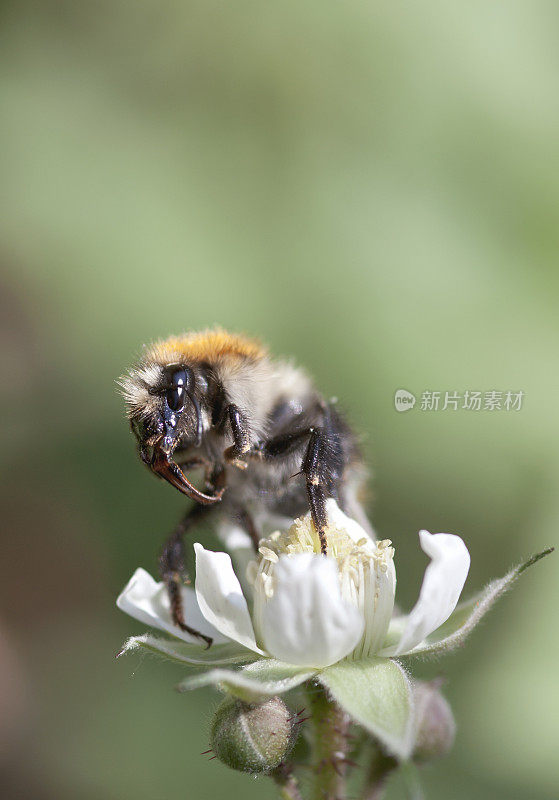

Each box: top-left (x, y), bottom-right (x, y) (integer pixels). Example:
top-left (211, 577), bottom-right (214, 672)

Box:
top-left (399, 547), bottom-right (554, 659)
top-left (319, 657), bottom-right (415, 760)
top-left (118, 633), bottom-right (254, 667)
top-left (177, 658), bottom-right (316, 702)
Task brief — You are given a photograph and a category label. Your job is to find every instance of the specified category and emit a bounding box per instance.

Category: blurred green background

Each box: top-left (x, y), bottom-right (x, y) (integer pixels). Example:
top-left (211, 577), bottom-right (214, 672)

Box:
top-left (1, 1), bottom-right (557, 798)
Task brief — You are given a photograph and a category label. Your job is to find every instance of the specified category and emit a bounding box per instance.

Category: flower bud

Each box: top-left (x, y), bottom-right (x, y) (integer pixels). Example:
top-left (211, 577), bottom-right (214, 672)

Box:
top-left (210, 695), bottom-right (298, 774)
top-left (412, 680), bottom-right (456, 763)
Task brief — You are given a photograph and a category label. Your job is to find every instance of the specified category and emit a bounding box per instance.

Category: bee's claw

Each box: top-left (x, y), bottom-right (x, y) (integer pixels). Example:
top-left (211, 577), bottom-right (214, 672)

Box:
top-left (175, 619), bottom-right (213, 649)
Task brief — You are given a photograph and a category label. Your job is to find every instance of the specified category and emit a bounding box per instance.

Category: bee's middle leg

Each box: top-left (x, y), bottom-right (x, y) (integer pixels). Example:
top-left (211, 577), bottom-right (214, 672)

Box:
top-left (234, 506), bottom-right (261, 551)
top-left (159, 503), bottom-right (215, 647)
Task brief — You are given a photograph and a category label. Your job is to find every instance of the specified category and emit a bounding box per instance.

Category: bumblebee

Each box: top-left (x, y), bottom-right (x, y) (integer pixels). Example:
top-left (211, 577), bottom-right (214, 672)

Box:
top-left (119, 329), bottom-right (369, 645)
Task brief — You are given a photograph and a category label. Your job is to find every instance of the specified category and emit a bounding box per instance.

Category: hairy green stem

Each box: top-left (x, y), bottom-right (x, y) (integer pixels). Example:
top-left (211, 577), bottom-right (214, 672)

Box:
top-left (399, 762), bottom-right (424, 800)
top-left (308, 685), bottom-right (350, 800)
top-left (273, 764), bottom-right (303, 800)
top-left (362, 748), bottom-right (397, 800)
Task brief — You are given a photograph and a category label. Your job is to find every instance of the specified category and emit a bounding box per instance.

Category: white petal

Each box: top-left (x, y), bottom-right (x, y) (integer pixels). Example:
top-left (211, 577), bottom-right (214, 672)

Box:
top-left (362, 551), bottom-right (397, 657)
top-left (194, 544), bottom-right (264, 655)
top-left (217, 520), bottom-right (253, 551)
top-left (116, 568), bottom-right (227, 645)
top-left (324, 498), bottom-right (373, 544)
top-left (216, 520), bottom-right (256, 600)
top-left (261, 553), bottom-right (364, 668)
top-left (382, 532), bottom-right (470, 656)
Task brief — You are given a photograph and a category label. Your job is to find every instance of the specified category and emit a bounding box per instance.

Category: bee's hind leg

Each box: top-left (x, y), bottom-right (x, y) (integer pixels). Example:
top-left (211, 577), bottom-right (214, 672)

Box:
top-left (303, 428), bottom-right (330, 555)
top-left (159, 503), bottom-right (215, 648)
top-left (256, 411), bottom-right (342, 555)
top-left (301, 403), bottom-right (347, 555)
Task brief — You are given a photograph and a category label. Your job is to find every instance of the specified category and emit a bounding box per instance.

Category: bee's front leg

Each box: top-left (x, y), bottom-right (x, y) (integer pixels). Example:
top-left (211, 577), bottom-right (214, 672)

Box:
top-left (223, 404), bottom-right (252, 469)
top-left (159, 503), bottom-right (216, 648)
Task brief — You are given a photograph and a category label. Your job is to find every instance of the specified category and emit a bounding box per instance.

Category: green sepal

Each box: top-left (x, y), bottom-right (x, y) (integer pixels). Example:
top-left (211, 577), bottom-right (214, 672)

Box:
top-left (118, 633), bottom-right (255, 667)
top-left (319, 657), bottom-right (415, 760)
top-left (177, 658), bottom-right (316, 702)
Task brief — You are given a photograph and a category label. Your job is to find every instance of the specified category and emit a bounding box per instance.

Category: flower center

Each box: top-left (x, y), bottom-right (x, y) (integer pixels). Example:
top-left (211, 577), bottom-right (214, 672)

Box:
top-left (247, 512), bottom-right (396, 660)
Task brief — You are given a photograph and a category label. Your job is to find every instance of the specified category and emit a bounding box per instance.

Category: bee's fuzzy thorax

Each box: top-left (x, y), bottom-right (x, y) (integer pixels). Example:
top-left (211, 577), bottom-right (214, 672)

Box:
top-left (145, 328), bottom-right (267, 366)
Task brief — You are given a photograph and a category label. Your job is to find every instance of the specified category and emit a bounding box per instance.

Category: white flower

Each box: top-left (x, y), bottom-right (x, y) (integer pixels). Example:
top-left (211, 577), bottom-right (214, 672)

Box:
top-left (117, 500), bottom-right (551, 759)
top-left (117, 499), bottom-right (470, 668)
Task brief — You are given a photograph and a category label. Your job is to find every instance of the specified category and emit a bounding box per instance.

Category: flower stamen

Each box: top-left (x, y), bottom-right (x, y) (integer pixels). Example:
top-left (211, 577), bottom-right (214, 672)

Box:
top-left (247, 513), bottom-right (396, 660)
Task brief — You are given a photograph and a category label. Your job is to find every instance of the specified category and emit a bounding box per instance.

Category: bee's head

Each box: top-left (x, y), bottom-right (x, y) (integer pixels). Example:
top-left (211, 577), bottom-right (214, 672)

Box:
top-left (132, 364), bottom-right (202, 456)
top-left (118, 362), bottom-right (222, 504)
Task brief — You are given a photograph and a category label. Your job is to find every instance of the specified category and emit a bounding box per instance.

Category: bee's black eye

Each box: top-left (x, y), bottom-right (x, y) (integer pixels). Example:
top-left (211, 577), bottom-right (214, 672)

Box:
top-left (166, 385), bottom-right (185, 411)
top-left (165, 368), bottom-right (189, 412)
top-left (171, 368), bottom-right (188, 388)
